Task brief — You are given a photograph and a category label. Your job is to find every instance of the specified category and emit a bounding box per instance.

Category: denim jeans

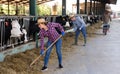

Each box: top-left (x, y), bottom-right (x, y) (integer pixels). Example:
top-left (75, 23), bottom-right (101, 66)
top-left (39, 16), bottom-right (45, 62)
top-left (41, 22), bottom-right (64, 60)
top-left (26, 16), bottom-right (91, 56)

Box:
top-left (103, 24), bottom-right (110, 30)
top-left (75, 27), bottom-right (87, 44)
top-left (44, 38), bottom-right (62, 67)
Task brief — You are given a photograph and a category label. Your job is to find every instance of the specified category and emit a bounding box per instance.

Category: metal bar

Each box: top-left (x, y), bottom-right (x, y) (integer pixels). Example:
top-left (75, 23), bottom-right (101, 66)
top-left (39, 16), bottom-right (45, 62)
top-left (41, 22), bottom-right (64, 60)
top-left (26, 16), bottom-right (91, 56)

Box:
top-left (8, 0), bottom-right (10, 15)
top-left (85, 0), bottom-right (87, 14)
top-left (0, 19), bottom-right (2, 49)
top-left (90, 0), bottom-right (92, 14)
top-left (0, 19), bottom-right (5, 50)
top-left (94, 0), bottom-right (95, 15)
top-left (77, 0), bottom-right (80, 14)
top-left (62, 0), bottom-right (66, 15)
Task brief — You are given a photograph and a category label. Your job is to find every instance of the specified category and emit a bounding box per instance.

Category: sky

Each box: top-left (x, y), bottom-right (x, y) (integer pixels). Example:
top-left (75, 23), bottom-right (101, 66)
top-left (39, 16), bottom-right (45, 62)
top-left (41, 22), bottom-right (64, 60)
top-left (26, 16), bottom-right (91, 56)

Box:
top-left (110, 0), bottom-right (120, 11)
top-left (46, 0), bottom-right (120, 13)
top-left (46, 0), bottom-right (89, 13)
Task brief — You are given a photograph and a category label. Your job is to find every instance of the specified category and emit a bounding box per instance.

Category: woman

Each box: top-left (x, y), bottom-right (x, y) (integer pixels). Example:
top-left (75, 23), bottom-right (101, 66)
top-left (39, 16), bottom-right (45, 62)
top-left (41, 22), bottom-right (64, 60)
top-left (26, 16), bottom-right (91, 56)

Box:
top-left (37, 17), bottom-right (65, 71)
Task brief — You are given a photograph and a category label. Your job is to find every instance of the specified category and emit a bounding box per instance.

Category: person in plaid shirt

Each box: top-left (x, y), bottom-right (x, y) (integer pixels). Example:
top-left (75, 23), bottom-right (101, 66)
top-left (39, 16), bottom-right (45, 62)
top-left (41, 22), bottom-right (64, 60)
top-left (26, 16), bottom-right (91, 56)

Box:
top-left (37, 17), bottom-right (65, 71)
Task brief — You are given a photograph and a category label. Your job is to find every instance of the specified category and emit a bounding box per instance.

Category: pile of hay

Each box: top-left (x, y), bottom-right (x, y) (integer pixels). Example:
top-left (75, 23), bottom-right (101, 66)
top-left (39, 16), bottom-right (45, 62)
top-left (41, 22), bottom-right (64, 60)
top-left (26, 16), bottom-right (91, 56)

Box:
top-left (0, 22), bottom-right (102, 74)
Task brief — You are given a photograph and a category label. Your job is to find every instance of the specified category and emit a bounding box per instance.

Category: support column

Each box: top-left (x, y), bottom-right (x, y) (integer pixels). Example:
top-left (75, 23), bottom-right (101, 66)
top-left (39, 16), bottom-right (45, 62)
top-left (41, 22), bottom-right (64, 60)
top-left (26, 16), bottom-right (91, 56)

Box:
top-left (95, 1), bottom-right (97, 15)
top-left (85, 0), bottom-right (87, 14)
top-left (90, 0), bottom-right (92, 14)
top-left (15, 2), bottom-right (18, 15)
top-left (29, 0), bottom-right (37, 16)
top-left (23, 3), bottom-right (26, 15)
top-left (93, 0), bottom-right (95, 15)
top-left (102, 2), bottom-right (106, 14)
top-left (62, 0), bottom-right (66, 15)
top-left (95, 0), bottom-right (97, 15)
top-left (8, 0), bottom-right (10, 15)
top-left (77, 0), bottom-right (80, 14)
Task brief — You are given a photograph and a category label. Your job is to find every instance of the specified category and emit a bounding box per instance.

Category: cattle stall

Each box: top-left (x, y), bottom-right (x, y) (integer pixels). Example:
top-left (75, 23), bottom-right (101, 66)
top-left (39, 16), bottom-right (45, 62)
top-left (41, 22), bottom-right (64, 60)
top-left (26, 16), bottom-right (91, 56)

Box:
top-left (0, 15), bottom-right (101, 51)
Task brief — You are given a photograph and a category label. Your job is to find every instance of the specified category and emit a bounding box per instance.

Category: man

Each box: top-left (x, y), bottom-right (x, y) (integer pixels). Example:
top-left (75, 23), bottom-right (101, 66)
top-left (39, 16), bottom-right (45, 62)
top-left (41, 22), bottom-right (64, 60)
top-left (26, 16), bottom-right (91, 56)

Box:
top-left (38, 17), bottom-right (65, 71)
top-left (102, 4), bottom-right (112, 35)
top-left (69, 13), bottom-right (87, 46)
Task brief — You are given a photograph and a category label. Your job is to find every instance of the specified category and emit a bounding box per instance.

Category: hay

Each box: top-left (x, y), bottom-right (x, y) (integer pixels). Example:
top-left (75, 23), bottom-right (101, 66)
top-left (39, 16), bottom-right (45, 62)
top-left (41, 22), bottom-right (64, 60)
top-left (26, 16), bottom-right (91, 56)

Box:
top-left (0, 21), bottom-right (102, 74)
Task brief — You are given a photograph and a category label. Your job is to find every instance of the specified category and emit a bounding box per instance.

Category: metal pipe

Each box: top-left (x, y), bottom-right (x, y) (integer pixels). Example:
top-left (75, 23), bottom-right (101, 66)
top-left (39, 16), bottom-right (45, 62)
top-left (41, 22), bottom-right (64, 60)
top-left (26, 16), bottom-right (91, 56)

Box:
top-left (94, 0), bottom-right (95, 15)
top-left (62, 0), bottom-right (66, 15)
top-left (85, 0), bottom-right (87, 14)
top-left (8, 0), bottom-right (10, 15)
top-left (90, 0), bottom-right (92, 14)
top-left (77, 0), bottom-right (80, 14)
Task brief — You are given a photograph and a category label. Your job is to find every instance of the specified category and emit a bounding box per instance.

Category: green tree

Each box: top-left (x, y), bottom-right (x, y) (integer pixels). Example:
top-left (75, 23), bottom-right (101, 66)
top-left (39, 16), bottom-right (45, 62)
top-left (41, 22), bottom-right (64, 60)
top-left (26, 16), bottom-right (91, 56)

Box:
top-left (37, 4), bottom-right (51, 16)
top-left (57, 5), bottom-right (62, 15)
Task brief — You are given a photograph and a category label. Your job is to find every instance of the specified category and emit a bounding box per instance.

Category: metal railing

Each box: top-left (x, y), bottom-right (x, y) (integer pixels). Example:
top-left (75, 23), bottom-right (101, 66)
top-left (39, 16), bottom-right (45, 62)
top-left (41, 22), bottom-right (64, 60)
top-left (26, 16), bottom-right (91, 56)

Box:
top-left (0, 15), bottom-right (102, 51)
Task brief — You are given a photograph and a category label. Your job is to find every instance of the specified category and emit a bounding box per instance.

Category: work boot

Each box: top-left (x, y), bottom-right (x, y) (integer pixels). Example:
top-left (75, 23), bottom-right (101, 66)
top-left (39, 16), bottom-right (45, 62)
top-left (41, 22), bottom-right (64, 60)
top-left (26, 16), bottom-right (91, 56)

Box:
top-left (41, 66), bottom-right (48, 71)
top-left (59, 64), bottom-right (63, 69)
top-left (83, 39), bottom-right (86, 46)
top-left (83, 43), bottom-right (86, 46)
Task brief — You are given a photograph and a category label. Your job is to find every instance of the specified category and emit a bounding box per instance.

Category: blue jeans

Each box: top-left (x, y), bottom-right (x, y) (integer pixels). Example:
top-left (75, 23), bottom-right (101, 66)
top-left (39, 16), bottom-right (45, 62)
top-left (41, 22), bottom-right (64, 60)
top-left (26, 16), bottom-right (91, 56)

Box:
top-left (103, 24), bottom-right (110, 30)
top-left (44, 38), bottom-right (62, 67)
top-left (75, 27), bottom-right (87, 44)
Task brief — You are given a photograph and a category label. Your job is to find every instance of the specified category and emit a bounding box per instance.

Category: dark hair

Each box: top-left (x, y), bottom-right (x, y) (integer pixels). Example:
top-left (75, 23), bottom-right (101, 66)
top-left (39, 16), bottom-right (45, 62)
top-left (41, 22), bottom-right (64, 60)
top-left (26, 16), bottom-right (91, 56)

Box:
top-left (37, 17), bottom-right (48, 25)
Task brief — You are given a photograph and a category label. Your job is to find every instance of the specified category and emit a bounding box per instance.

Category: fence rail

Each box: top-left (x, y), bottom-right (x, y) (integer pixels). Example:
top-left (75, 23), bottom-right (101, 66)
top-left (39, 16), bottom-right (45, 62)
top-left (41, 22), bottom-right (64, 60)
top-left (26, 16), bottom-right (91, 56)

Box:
top-left (0, 15), bottom-right (102, 51)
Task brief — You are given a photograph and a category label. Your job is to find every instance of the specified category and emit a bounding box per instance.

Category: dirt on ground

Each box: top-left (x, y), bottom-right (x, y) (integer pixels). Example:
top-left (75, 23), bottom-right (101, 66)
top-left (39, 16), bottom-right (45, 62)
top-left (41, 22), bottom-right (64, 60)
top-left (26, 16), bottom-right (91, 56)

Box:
top-left (0, 22), bottom-right (102, 74)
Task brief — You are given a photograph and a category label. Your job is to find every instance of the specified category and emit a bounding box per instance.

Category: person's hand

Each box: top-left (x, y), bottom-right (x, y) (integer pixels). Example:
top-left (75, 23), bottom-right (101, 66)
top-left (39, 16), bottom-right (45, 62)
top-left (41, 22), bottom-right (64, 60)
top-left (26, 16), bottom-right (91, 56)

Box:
top-left (61, 31), bottom-right (65, 36)
top-left (40, 49), bottom-right (44, 55)
top-left (79, 27), bottom-right (82, 30)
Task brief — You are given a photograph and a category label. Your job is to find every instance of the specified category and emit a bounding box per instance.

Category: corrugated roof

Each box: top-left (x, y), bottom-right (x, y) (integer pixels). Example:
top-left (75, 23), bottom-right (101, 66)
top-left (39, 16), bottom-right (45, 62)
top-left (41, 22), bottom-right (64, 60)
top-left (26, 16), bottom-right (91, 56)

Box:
top-left (0, 0), bottom-right (117, 5)
top-left (93, 0), bottom-right (117, 4)
top-left (0, 0), bottom-right (54, 5)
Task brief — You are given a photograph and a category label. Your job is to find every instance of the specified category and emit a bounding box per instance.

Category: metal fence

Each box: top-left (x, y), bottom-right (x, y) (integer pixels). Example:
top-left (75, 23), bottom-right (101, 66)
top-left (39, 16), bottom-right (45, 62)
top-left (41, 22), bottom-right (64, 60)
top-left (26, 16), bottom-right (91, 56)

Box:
top-left (0, 16), bottom-right (36, 50)
top-left (0, 15), bottom-right (102, 51)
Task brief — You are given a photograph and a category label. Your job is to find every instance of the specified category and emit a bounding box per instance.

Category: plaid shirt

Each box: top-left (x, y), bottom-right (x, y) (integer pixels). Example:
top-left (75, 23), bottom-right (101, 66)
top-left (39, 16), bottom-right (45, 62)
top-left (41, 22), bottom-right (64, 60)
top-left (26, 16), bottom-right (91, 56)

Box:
top-left (39, 22), bottom-right (64, 49)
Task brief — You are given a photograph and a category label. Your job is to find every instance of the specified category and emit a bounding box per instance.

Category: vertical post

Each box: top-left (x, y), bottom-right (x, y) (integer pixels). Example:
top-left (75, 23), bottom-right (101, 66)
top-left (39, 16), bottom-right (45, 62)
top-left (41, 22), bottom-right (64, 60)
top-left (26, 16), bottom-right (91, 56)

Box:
top-left (94, 0), bottom-right (95, 15)
top-left (102, 2), bottom-right (106, 14)
top-left (96, 1), bottom-right (97, 15)
top-left (8, 0), bottom-right (10, 15)
top-left (23, 3), bottom-right (26, 15)
top-left (90, 0), bottom-right (92, 14)
top-left (95, 0), bottom-right (97, 15)
top-left (77, 0), bottom-right (80, 14)
top-left (62, 0), bottom-right (66, 15)
top-left (15, 2), bottom-right (18, 15)
top-left (85, 0), bottom-right (87, 14)
top-left (29, 0), bottom-right (37, 16)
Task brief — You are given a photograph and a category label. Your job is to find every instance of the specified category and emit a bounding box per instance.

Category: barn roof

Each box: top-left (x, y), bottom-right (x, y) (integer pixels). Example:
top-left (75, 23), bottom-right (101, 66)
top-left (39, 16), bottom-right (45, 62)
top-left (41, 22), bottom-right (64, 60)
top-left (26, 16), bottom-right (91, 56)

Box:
top-left (93, 0), bottom-right (117, 4)
top-left (0, 0), bottom-right (54, 5)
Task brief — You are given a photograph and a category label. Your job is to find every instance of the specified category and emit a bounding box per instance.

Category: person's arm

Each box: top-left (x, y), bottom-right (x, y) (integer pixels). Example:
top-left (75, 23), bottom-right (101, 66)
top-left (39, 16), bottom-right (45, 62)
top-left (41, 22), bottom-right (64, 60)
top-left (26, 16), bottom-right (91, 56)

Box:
top-left (72, 22), bottom-right (77, 32)
top-left (52, 23), bottom-right (64, 32)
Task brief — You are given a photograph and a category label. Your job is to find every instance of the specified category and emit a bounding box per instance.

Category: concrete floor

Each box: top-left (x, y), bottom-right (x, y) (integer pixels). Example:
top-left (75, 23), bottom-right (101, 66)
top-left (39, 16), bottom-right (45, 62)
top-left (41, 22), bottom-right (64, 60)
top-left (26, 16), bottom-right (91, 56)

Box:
top-left (43, 19), bottom-right (120, 74)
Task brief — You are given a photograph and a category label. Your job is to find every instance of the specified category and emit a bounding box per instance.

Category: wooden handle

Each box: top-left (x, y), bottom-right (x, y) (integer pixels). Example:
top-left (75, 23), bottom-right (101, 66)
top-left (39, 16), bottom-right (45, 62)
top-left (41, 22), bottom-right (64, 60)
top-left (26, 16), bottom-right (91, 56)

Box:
top-left (30, 35), bottom-right (62, 67)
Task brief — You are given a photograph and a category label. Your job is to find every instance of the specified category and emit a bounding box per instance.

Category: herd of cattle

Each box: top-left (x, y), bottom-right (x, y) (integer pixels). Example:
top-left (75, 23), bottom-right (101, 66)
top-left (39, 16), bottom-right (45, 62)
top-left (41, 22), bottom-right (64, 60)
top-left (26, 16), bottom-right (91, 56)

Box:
top-left (0, 15), bottom-right (102, 50)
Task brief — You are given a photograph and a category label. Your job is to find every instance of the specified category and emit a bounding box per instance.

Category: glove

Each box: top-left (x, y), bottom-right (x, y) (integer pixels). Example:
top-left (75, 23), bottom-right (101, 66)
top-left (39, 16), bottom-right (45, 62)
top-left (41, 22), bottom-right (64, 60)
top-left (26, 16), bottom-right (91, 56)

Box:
top-left (61, 31), bottom-right (65, 36)
top-left (40, 49), bottom-right (44, 55)
top-left (79, 27), bottom-right (82, 30)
